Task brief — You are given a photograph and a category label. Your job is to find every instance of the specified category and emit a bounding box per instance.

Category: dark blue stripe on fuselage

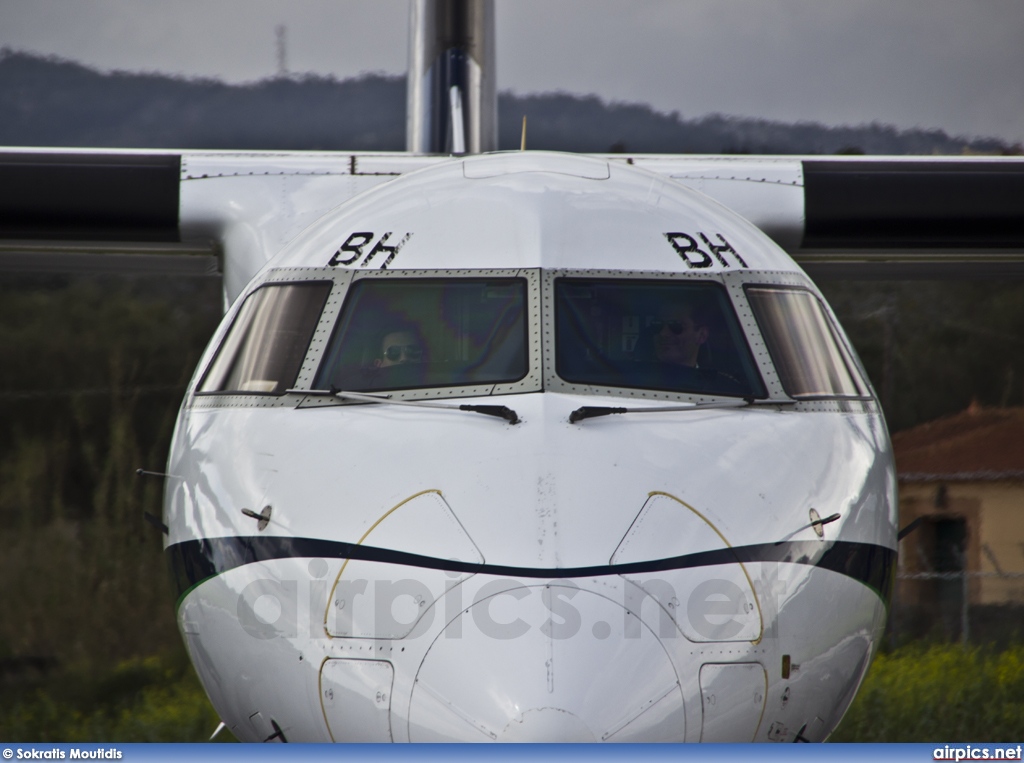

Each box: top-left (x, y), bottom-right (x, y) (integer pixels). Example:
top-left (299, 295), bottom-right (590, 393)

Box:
top-left (167, 535), bottom-right (896, 606)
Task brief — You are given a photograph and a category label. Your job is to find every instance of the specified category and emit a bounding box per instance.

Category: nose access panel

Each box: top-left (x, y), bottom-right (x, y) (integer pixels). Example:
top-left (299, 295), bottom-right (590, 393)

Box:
top-left (408, 584), bottom-right (685, 742)
top-left (326, 490), bottom-right (483, 639)
top-left (612, 492), bottom-right (763, 643)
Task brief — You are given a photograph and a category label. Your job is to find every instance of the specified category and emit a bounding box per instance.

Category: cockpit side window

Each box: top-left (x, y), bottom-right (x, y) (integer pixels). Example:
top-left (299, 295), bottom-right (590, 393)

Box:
top-left (746, 286), bottom-right (867, 399)
top-left (198, 281), bottom-right (331, 395)
top-left (314, 278), bottom-right (528, 392)
top-left (554, 279), bottom-right (766, 398)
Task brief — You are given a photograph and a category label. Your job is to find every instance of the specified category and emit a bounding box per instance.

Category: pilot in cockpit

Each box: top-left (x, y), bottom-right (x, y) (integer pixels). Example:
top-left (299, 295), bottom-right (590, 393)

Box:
top-left (647, 298), bottom-right (746, 395)
top-left (651, 301), bottom-right (709, 368)
top-left (374, 328), bottom-right (425, 368)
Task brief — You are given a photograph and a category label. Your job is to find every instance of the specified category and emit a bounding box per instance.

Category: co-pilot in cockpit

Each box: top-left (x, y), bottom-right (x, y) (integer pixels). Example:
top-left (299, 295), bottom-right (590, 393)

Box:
top-left (375, 329), bottom-right (425, 368)
top-left (316, 278), bottom-right (528, 393)
top-left (554, 280), bottom-right (763, 398)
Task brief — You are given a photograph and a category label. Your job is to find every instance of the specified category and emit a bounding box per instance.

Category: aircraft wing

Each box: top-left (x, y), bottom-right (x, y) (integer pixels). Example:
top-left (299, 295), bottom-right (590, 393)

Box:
top-left (0, 149), bottom-right (447, 302)
top-left (2, 148), bottom-right (1024, 306)
top-left (626, 154), bottom-right (1024, 281)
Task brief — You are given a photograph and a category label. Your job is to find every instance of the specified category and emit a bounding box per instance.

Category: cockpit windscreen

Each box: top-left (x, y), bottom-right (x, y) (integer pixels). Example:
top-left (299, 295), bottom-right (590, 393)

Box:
top-left (199, 281), bottom-right (331, 395)
top-left (315, 278), bottom-right (528, 392)
top-left (555, 279), bottom-right (766, 398)
top-left (746, 286), bottom-right (867, 398)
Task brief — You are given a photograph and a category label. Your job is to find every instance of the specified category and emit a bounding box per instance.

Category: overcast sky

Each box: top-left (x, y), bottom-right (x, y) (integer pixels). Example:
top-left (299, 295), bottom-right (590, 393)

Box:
top-left (1, 0), bottom-right (1022, 145)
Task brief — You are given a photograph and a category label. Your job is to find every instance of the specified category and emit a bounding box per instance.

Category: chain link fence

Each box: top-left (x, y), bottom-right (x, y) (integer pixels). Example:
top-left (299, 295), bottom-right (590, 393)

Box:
top-left (891, 570), bottom-right (1024, 646)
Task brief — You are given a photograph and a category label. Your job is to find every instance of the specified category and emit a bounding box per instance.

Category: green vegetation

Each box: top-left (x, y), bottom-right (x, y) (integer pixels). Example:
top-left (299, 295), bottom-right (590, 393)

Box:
top-left (0, 652), bottom-right (234, 743)
top-left (0, 274), bottom-right (222, 741)
top-left (833, 643), bottom-right (1024, 741)
top-left (0, 276), bottom-right (220, 658)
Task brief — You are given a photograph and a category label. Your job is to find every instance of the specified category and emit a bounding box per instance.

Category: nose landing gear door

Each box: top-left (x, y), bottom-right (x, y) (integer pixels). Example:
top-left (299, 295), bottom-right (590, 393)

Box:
top-left (320, 658), bottom-right (395, 742)
top-left (698, 662), bottom-right (767, 742)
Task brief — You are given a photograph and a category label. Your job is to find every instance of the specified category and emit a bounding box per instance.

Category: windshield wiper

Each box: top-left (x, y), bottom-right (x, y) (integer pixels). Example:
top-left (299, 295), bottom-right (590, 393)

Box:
top-left (568, 398), bottom-right (793, 423)
top-left (288, 388), bottom-right (520, 424)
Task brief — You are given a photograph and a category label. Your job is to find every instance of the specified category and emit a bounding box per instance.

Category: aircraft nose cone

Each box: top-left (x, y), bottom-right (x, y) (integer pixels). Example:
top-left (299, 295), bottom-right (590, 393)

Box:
top-left (407, 583), bottom-right (686, 742)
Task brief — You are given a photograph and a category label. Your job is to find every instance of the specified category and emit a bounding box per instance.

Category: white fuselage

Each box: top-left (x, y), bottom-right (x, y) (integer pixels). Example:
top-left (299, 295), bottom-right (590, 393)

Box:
top-left (164, 152), bottom-right (897, 743)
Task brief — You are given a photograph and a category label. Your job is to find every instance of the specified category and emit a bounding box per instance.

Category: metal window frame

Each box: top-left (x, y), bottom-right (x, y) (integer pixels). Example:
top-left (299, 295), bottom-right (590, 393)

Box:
top-left (194, 266), bottom-right (542, 409)
top-left (542, 268), bottom-right (776, 404)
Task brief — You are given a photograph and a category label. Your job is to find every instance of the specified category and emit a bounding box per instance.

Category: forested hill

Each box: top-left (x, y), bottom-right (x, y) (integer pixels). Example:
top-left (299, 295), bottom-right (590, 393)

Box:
top-left (1, 49), bottom-right (1018, 155)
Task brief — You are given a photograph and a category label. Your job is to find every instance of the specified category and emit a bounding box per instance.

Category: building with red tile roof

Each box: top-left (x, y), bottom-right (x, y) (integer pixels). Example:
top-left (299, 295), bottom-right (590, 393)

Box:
top-left (891, 405), bottom-right (1024, 638)
top-left (892, 402), bottom-right (1024, 482)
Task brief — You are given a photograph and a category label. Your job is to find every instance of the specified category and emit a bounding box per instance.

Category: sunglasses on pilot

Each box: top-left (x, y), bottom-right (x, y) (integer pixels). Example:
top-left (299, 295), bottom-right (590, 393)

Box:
top-left (650, 320), bottom-right (689, 335)
top-left (383, 344), bottom-right (424, 362)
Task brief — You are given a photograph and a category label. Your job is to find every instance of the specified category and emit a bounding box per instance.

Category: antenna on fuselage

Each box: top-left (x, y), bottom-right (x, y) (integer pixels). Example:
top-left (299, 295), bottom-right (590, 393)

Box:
top-left (406, 0), bottom-right (496, 154)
